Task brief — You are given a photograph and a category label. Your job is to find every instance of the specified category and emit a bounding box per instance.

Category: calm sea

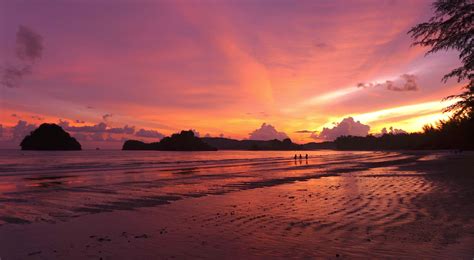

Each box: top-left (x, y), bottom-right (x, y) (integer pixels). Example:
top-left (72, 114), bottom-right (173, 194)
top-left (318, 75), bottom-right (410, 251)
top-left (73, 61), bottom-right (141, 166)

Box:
top-left (0, 149), bottom-right (388, 225)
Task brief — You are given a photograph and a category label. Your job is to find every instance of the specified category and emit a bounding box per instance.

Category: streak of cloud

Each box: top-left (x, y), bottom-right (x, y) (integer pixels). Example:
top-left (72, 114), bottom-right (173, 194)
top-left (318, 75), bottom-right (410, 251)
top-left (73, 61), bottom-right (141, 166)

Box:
top-left (294, 130), bottom-right (315, 134)
top-left (357, 74), bottom-right (419, 92)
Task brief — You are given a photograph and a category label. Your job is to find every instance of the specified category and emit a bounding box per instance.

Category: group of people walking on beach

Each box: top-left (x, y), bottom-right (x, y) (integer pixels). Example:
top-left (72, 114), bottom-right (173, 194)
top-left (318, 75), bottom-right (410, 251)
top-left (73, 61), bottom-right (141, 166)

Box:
top-left (294, 154), bottom-right (308, 160)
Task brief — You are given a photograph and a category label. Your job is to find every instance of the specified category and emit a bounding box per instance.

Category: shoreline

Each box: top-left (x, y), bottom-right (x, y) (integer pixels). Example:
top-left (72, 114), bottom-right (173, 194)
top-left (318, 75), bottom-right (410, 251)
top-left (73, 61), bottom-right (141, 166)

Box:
top-left (0, 151), bottom-right (473, 258)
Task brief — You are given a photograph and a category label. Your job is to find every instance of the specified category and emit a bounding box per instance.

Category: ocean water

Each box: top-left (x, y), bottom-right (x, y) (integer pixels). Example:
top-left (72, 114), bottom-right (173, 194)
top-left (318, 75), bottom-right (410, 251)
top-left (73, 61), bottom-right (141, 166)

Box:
top-left (0, 150), bottom-right (342, 177)
top-left (2, 150), bottom-right (473, 259)
top-left (0, 149), bottom-right (407, 225)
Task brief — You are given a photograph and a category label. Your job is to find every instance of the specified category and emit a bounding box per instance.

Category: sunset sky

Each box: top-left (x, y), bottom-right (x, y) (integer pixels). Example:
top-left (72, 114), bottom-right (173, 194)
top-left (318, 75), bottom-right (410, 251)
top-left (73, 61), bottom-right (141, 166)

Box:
top-left (0, 0), bottom-right (465, 148)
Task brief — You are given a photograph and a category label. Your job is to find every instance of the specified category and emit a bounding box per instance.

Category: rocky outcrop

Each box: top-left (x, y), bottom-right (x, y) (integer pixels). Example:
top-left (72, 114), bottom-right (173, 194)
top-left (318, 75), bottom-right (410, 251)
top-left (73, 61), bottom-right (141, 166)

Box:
top-left (20, 123), bottom-right (81, 150)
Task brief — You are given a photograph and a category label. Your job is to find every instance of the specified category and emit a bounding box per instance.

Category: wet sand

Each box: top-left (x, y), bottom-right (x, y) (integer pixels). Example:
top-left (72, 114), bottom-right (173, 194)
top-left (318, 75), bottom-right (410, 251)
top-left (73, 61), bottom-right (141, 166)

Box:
top-left (0, 151), bottom-right (473, 258)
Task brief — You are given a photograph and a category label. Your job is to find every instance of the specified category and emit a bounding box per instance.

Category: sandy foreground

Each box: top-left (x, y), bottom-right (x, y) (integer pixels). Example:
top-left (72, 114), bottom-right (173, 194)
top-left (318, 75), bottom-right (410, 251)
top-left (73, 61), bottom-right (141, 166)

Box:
top-left (0, 151), bottom-right (473, 259)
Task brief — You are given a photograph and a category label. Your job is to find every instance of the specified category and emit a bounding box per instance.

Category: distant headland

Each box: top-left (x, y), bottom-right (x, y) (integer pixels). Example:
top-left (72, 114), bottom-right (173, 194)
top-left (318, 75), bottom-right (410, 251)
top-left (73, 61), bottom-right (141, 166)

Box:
top-left (123, 128), bottom-right (474, 151)
top-left (123, 130), bottom-right (217, 151)
top-left (201, 137), bottom-right (334, 150)
top-left (123, 131), bottom-right (335, 151)
top-left (20, 123), bottom-right (82, 150)
top-left (16, 123), bottom-right (473, 152)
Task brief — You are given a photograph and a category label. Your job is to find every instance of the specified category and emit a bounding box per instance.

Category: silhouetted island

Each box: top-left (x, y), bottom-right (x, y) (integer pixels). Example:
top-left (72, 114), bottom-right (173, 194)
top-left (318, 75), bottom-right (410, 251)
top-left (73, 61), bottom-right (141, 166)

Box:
top-left (20, 123), bottom-right (82, 150)
top-left (201, 137), bottom-right (335, 150)
top-left (123, 133), bottom-right (336, 151)
top-left (123, 114), bottom-right (474, 152)
top-left (123, 130), bottom-right (217, 151)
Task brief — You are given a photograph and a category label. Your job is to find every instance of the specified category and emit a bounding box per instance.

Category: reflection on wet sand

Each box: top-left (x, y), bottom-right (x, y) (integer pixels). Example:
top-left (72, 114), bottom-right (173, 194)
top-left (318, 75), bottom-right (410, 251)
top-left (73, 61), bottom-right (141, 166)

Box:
top-left (0, 151), bottom-right (473, 258)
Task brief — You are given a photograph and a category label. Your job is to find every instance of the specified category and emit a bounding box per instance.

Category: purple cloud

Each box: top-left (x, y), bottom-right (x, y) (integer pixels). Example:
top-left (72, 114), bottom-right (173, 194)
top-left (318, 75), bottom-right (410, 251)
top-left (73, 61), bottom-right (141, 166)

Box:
top-left (59, 120), bottom-right (107, 133)
top-left (1, 26), bottom-right (43, 88)
top-left (314, 117), bottom-right (370, 141)
top-left (135, 128), bottom-right (164, 139)
top-left (58, 120), bottom-right (135, 135)
top-left (107, 125), bottom-right (135, 134)
top-left (295, 130), bottom-right (315, 134)
top-left (12, 120), bottom-right (36, 141)
top-left (31, 115), bottom-right (44, 120)
top-left (357, 74), bottom-right (419, 92)
top-left (102, 114), bottom-right (113, 121)
top-left (249, 123), bottom-right (289, 141)
top-left (16, 25), bottom-right (43, 62)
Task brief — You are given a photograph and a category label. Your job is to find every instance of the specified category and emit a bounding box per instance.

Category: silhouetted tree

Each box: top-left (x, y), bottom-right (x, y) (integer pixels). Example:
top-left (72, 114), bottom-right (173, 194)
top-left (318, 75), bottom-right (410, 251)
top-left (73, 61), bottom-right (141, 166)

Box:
top-left (408, 0), bottom-right (473, 118)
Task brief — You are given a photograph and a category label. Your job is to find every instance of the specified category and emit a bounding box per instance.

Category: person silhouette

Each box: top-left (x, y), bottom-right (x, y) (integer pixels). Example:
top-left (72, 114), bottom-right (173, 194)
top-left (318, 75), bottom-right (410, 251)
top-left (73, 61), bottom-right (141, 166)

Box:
top-left (294, 154), bottom-right (297, 160)
top-left (299, 154), bottom-right (302, 160)
top-left (305, 154), bottom-right (308, 160)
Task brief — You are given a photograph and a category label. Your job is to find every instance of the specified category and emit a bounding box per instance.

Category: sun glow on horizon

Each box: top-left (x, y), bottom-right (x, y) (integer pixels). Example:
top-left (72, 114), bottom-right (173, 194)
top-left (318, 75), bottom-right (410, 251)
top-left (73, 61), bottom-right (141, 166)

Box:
top-left (0, 0), bottom-right (465, 149)
top-left (318, 99), bottom-right (456, 133)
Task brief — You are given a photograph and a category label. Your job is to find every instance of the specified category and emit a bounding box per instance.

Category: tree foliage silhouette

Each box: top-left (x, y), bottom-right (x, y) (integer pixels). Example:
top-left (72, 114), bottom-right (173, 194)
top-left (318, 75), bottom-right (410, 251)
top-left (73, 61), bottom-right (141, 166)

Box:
top-left (408, 0), bottom-right (473, 117)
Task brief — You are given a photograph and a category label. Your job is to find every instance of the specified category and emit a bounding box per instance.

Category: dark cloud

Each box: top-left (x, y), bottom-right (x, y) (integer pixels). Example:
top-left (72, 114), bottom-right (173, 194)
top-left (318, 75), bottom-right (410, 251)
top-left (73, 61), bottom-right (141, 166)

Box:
top-left (314, 42), bottom-right (329, 48)
top-left (107, 125), bottom-right (135, 134)
top-left (1, 26), bottom-right (43, 88)
top-left (59, 120), bottom-right (107, 133)
top-left (357, 74), bottom-right (419, 92)
top-left (295, 130), bottom-right (316, 134)
top-left (102, 114), bottom-right (113, 121)
top-left (313, 117), bottom-right (370, 141)
top-left (387, 74), bottom-right (418, 91)
top-left (31, 115), bottom-right (44, 120)
top-left (249, 123), bottom-right (289, 141)
top-left (58, 120), bottom-right (134, 135)
top-left (16, 25), bottom-right (43, 62)
top-left (71, 132), bottom-right (125, 143)
top-left (1, 65), bottom-right (32, 88)
top-left (135, 128), bottom-right (164, 139)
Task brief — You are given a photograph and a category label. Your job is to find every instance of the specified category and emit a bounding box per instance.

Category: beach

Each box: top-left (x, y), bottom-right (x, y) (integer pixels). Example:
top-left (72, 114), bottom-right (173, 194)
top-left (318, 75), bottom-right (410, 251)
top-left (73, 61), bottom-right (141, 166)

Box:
top-left (0, 150), bottom-right (473, 259)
